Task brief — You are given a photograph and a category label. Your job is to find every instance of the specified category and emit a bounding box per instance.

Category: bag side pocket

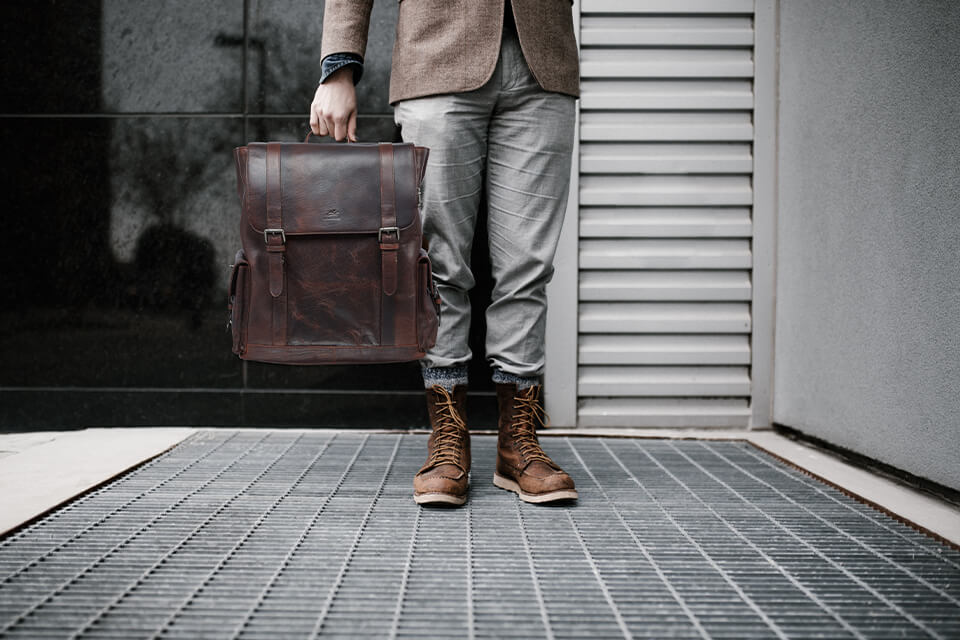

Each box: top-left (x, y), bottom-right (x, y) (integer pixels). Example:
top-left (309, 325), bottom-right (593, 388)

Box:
top-left (228, 249), bottom-right (250, 355)
top-left (416, 248), bottom-right (440, 353)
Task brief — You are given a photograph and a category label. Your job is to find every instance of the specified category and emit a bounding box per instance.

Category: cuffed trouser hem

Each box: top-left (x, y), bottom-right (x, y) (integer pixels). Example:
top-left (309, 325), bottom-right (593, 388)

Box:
top-left (487, 355), bottom-right (545, 381)
top-left (492, 369), bottom-right (539, 390)
top-left (420, 352), bottom-right (472, 372)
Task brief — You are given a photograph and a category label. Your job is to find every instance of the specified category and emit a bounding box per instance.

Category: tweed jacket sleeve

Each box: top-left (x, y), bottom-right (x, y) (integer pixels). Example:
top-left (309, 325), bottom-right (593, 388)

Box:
top-left (320, 0), bottom-right (579, 104)
top-left (320, 0), bottom-right (374, 60)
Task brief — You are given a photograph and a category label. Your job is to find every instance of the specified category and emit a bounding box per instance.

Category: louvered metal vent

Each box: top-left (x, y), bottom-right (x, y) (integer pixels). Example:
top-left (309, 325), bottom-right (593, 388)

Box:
top-left (577, 0), bottom-right (756, 427)
top-left (1, 431), bottom-right (958, 639)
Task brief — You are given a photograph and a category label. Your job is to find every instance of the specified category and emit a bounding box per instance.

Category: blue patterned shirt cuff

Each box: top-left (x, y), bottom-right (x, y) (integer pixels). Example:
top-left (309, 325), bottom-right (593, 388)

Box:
top-left (319, 53), bottom-right (364, 85)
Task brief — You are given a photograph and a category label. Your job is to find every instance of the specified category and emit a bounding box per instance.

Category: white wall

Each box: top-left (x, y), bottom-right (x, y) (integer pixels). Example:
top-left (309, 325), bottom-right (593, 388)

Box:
top-left (774, 0), bottom-right (960, 490)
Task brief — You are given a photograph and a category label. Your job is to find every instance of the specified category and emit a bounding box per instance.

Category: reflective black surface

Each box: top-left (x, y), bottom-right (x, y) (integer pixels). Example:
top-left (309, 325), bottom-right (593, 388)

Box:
top-left (0, 2), bottom-right (104, 113)
top-left (245, 0), bottom-right (397, 115)
top-left (0, 1), bottom-right (497, 428)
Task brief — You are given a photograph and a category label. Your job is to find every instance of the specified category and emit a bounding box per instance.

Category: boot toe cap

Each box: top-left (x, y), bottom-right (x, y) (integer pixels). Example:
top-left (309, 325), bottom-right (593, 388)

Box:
top-left (527, 462), bottom-right (575, 489)
top-left (414, 465), bottom-right (468, 496)
top-left (539, 470), bottom-right (576, 494)
top-left (500, 462), bottom-right (577, 500)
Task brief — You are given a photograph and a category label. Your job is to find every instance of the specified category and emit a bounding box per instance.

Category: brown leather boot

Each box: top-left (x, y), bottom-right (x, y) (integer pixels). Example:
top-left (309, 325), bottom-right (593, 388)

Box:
top-left (413, 385), bottom-right (471, 505)
top-left (494, 383), bottom-right (577, 503)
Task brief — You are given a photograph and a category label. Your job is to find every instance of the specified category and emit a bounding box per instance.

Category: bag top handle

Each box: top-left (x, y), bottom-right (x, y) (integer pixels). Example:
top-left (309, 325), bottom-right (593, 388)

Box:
top-left (303, 131), bottom-right (355, 144)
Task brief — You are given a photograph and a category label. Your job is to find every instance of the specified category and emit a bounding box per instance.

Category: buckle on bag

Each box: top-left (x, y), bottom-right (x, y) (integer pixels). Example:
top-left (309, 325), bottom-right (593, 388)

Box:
top-left (378, 227), bottom-right (400, 243)
top-left (264, 228), bottom-right (286, 244)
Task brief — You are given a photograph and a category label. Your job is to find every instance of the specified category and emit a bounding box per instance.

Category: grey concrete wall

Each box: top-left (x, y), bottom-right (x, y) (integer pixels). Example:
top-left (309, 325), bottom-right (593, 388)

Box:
top-left (774, 1), bottom-right (960, 490)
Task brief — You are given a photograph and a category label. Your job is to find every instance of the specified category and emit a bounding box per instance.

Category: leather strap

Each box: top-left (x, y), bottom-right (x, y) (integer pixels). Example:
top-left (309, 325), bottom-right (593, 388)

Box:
top-left (379, 143), bottom-right (399, 345)
top-left (265, 143), bottom-right (287, 345)
top-left (379, 143), bottom-right (399, 296)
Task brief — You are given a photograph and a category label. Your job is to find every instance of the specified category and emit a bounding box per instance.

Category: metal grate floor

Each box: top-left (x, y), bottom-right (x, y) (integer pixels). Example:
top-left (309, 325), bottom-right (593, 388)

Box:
top-left (1, 432), bottom-right (958, 639)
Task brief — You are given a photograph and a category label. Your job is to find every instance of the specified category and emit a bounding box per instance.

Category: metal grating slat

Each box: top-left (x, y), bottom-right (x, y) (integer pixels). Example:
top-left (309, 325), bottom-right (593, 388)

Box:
top-left (733, 445), bottom-right (960, 574)
top-left (1, 431), bottom-right (958, 639)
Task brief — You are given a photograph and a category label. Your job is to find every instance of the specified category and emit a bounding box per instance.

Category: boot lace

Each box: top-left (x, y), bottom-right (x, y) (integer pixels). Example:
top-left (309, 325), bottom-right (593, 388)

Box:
top-left (511, 387), bottom-right (552, 465)
top-left (427, 386), bottom-right (466, 469)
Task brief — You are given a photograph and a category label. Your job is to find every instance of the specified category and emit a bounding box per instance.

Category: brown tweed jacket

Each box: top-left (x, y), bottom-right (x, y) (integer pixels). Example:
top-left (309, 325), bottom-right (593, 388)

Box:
top-left (320, 0), bottom-right (580, 104)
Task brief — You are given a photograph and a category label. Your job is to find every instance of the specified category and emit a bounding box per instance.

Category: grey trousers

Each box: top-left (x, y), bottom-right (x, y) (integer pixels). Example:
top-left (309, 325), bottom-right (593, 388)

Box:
top-left (393, 27), bottom-right (576, 378)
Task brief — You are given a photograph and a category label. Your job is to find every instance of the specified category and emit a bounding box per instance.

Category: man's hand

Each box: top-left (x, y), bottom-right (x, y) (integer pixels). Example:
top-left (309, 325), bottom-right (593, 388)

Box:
top-left (309, 67), bottom-right (358, 142)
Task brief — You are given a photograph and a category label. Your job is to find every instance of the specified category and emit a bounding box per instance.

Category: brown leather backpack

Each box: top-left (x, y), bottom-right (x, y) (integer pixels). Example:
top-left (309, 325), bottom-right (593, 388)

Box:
top-left (228, 140), bottom-right (439, 364)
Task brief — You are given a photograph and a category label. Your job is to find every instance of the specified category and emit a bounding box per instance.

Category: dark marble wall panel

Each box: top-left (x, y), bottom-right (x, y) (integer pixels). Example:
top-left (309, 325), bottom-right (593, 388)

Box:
top-left (239, 391), bottom-right (440, 429)
top-left (0, 1), bottom-right (104, 113)
top-left (0, 0), bottom-right (497, 428)
top-left (0, 306), bottom-right (241, 389)
top-left (1, 119), bottom-right (113, 306)
top-left (246, 0), bottom-right (397, 115)
top-left (0, 386), bottom-right (496, 428)
top-left (243, 361), bottom-right (423, 393)
top-left (0, 390), bottom-right (245, 429)
top-left (107, 117), bottom-right (244, 295)
top-left (100, 0), bottom-right (244, 112)
top-left (1, 1), bottom-right (243, 114)
top-left (0, 117), bottom-right (243, 389)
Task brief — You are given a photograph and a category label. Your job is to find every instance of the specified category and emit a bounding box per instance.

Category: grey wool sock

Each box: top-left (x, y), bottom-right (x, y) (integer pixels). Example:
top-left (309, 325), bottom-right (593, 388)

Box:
top-left (492, 369), bottom-right (539, 390)
top-left (422, 365), bottom-right (469, 391)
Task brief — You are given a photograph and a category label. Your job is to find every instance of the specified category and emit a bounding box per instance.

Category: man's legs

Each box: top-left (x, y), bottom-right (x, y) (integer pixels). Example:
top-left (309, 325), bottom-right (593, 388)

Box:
top-left (484, 29), bottom-right (578, 503)
top-left (483, 31), bottom-right (576, 383)
top-left (394, 82), bottom-right (496, 505)
top-left (394, 87), bottom-right (496, 390)
top-left (394, 27), bottom-right (576, 504)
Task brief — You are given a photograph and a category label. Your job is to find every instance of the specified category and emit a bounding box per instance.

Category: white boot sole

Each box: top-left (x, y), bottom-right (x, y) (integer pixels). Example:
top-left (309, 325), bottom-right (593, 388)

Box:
top-left (493, 473), bottom-right (578, 503)
top-left (413, 491), bottom-right (467, 506)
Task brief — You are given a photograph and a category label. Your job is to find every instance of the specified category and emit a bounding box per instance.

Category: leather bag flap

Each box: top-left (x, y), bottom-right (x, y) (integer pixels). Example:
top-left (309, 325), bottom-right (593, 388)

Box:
top-left (241, 142), bottom-right (424, 236)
